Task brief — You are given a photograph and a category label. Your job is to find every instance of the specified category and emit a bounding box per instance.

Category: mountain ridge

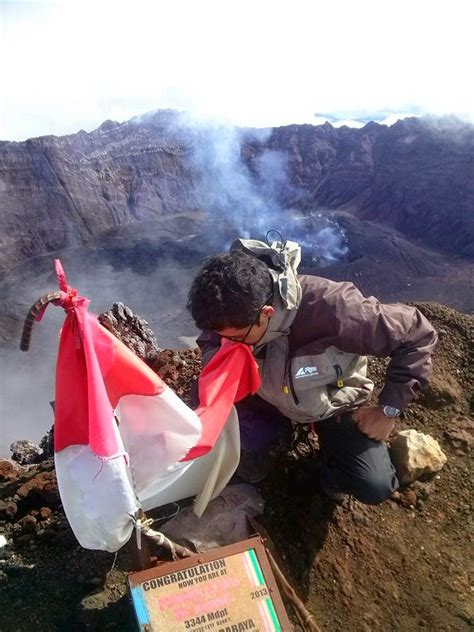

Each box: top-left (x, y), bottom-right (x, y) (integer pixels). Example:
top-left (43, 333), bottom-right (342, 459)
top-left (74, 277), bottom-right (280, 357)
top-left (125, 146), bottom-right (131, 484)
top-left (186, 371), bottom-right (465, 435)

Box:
top-left (0, 112), bottom-right (472, 274)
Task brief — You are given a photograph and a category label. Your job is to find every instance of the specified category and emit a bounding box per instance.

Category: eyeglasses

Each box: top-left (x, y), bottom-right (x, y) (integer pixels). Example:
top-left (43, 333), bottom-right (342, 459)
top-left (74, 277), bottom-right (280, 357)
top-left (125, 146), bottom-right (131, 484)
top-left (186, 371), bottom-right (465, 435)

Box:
top-left (221, 293), bottom-right (273, 343)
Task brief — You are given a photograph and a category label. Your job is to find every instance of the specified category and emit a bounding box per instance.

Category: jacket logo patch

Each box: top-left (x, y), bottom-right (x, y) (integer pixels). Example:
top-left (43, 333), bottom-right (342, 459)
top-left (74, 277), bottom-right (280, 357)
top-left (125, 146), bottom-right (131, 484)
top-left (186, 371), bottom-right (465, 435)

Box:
top-left (295, 366), bottom-right (319, 379)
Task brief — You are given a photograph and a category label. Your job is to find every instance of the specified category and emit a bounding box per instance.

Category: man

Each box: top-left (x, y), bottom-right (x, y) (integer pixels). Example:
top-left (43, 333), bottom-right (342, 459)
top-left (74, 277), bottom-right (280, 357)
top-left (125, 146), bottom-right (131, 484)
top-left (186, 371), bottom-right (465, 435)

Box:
top-left (187, 238), bottom-right (437, 505)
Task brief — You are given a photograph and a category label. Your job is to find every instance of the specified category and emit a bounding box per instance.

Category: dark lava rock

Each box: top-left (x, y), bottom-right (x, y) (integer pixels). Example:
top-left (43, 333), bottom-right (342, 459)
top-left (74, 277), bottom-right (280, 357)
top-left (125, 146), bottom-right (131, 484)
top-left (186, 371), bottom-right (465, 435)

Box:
top-left (98, 302), bottom-right (161, 362)
top-left (0, 460), bottom-right (23, 484)
top-left (0, 500), bottom-right (17, 521)
top-left (10, 440), bottom-right (43, 466)
top-left (397, 489), bottom-right (418, 509)
top-left (39, 507), bottom-right (52, 520)
top-left (17, 514), bottom-right (37, 534)
top-left (39, 427), bottom-right (55, 460)
top-left (98, 301), bottom-right (203, 405)
top-left (148, 348), bottom-right (202, 405)
top-left (15, 533), bottom-right (35, 544)
top-left (17, 471), bottom-right (60, 507)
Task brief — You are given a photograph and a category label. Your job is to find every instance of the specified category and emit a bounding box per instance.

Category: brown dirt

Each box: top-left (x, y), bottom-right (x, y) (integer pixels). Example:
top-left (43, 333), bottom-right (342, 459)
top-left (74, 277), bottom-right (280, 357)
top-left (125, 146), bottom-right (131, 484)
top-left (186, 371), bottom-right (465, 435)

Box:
top-left (0, 302), bottom-right (472, 631)
top-left (260, 302), bottom-right (473, 631)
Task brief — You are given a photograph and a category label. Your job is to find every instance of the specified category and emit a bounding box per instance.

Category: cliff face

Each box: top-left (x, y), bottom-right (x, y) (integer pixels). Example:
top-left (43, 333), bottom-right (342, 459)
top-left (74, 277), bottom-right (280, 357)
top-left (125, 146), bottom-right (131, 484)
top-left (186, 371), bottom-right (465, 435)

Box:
top-left (0, 112), bottom-right (198, 270)
top-left (257, 118), bottom-right (474, 255)
top-left (0, 112), bottom-right (473, 272)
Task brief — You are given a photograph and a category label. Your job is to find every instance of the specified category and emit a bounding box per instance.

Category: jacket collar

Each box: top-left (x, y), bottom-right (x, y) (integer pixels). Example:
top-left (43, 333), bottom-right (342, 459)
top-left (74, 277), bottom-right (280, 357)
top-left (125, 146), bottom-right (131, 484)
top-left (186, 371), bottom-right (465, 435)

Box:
top-left (254, 271), bottom-right (302, 349)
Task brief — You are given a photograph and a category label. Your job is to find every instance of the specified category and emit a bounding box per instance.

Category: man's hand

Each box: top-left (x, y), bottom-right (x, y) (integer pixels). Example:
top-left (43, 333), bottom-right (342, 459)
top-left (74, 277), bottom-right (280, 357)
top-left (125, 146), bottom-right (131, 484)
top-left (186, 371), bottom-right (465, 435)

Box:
top-left (352, 406), bottom-right (395, 441)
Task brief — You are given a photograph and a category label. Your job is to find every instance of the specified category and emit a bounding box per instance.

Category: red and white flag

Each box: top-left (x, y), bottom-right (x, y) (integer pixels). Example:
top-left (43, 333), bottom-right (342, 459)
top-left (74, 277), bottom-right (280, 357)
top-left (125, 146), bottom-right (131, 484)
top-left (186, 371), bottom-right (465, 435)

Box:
top-left (48, 261), bottom-right (260, 551)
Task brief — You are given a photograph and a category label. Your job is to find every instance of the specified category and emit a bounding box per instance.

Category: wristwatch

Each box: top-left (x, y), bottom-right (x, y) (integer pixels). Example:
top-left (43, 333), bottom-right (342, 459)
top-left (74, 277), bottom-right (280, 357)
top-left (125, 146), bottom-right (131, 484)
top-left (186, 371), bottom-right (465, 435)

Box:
top-left (381, 405), bottom-right (401, 418)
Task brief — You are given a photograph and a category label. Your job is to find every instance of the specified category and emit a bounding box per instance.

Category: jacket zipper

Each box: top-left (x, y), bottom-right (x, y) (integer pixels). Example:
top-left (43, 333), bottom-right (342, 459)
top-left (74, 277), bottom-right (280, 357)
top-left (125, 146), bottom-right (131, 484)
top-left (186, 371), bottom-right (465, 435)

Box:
top-left (287, 366), bottom-right (299, 404)
top-left (334, 364), bottom-right (344, 388)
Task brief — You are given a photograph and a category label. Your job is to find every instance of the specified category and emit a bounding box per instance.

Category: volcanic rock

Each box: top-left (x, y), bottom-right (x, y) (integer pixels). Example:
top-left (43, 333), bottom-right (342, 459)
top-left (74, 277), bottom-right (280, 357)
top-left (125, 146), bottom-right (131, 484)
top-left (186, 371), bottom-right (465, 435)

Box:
top-left (39, 507), bottom-right (52, 520)
top-left (0, 460), bottom-right (23, 483)
top-left (396, 489), bottom-right (418, 509)
top-left (98, 302), bottom-right (201, 404)
top-left (15, 533), bottom-right (35, 544)
top-left (147, 348), bottom-right (202, 405)
top-left (390, 430), bottom-right (448, 485)
top-left (0, 459), bottom-right (55, 502)
top-left (98, 301), bottom-right (160, 361)
top-left (10, 440), bottom-right (43, 466)
top-left (17, 514), bottom-right (37, 534)
top-left (39, 427), bottom-right (55, 460)
top-left (444, 416), bottom-right (474, 454)
top-left (16, 471), bottom-right (60, 507)
top-left (0, 500), bottom-right (17, 521)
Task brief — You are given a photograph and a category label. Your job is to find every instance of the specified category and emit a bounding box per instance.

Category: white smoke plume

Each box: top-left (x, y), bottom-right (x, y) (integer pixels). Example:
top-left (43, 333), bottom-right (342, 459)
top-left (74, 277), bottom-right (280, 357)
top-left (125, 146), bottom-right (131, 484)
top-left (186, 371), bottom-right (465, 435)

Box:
top-left (171, 113), bottom-right (349, 260)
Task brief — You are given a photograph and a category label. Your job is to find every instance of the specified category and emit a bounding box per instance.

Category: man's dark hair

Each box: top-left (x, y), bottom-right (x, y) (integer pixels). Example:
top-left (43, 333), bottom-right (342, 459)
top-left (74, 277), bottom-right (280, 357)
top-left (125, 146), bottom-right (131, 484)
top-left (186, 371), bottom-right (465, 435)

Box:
top-left (187, 252), bottom-right (273, 331)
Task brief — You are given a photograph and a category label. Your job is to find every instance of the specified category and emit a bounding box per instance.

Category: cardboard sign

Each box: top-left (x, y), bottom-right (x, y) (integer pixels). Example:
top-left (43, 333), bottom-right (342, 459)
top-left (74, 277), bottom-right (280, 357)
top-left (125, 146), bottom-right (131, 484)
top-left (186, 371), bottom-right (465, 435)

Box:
top-left (128, 537), bottom-right (291, 631)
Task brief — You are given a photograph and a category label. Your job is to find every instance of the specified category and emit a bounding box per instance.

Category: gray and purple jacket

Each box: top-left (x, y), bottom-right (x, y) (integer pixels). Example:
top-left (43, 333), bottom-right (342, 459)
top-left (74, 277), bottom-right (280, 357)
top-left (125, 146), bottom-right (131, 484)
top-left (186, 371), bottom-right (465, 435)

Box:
top-left (197, 240), bottom-right (437, 423)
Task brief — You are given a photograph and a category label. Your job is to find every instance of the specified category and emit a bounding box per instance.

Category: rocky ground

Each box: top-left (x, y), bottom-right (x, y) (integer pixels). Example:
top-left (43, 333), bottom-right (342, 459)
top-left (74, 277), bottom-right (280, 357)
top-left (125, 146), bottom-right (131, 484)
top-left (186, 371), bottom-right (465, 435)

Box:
top-left (0, 302), bottom-right (472, 631)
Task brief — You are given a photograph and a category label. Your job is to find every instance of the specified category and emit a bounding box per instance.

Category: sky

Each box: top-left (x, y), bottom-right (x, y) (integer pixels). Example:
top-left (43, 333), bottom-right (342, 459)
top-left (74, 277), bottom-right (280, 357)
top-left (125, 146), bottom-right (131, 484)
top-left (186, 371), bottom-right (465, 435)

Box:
top-left (0, 0), bottom-right (473, 141)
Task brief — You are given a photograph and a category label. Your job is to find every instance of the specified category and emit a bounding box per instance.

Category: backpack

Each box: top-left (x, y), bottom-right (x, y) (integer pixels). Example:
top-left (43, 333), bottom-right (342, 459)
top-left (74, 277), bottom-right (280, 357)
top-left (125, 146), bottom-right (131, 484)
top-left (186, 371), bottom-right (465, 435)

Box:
top-left (230, 237), bottom-right (302, 310)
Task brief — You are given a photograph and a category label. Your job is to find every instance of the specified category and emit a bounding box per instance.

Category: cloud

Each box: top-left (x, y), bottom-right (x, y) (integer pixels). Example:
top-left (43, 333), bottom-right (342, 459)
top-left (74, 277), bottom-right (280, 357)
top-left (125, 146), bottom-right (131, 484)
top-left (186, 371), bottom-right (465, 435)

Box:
top-left (313, 117), bottom-right (366, 129)
top-left (1, 0), bottom-right (473, 139)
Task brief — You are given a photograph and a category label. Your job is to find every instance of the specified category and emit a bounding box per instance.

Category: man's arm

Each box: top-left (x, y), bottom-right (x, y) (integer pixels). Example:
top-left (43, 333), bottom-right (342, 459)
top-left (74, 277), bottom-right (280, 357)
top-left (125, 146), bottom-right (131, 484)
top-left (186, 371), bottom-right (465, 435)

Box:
top-left (309, 280), bottom-right (438, 411)
top-left (319, 281), bottom-right (437, 440)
